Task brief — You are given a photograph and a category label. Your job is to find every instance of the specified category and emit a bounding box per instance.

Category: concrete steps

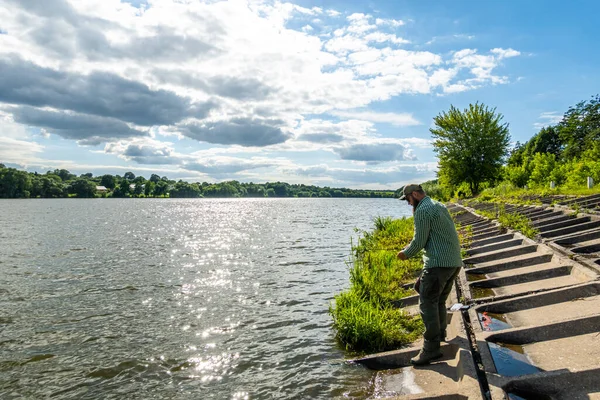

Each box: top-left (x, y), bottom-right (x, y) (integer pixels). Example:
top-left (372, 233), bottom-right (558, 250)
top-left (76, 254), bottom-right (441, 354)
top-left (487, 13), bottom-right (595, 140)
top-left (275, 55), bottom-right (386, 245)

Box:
top-left (456, 204), bottom-right (600, 399)
top-left (537, 216), bottom-right (590, 233)
top-left (558, 193), bottom-right (600, 205)
top-left (351, 200), bottom-right (600, 399)
top-left (470, 233), bottom-right (515, 248)
top-left (541, 219), bottom-right (600, 238)
top-left (466, 238), bottom-right (523, 256)
top-left (463, 244), bottom-right (538, 264)
top-left (485, 261), bottom-right (563, 279)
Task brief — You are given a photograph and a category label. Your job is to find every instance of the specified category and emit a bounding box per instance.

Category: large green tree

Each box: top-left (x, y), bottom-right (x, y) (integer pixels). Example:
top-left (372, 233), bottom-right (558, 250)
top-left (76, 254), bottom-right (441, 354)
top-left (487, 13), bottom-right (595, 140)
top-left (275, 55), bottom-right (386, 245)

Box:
top-left (431, 103), bottom-right (510, 195)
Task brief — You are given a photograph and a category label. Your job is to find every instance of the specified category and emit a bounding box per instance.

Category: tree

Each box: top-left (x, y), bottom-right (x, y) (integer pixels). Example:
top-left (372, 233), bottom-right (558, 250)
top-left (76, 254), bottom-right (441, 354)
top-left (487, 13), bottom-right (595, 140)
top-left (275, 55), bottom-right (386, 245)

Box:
top-left (134, 183), bottom-right (144, 196)
top-left (526, 126), bottom-right (563, 158)
top-left (528, 153), bottom-right (557, 187)
top-left (431, 103), bottom-right (510, 195)
top-left (558, 95), bottom-right (600, 160)
top-left (268, 182), bottom-right (289, 197)
top-left (154, 180), bottom-right (169, 197)
top-left (53, 169), bottom-right (76, 181)
top-left (170, 181), bottom-right (201, 198)
top-left (69, 179), bottom-right (97, 198)
top-left (144, 181), bottom-right (155, 197)
top-left (0, 168), bottom-right (32, 198)
top-left (31, 175), bottom-right (65, 198)
top-left (149, 174), bottom-right (161, 183)
top-left (112, 180), bottom-right (131, 197)
top-left (100, 174), bottom-right (116, 189)
top-left (507, 141), bottom-right (525, 167)
top-left (123, 171), bottom-right (136, 181)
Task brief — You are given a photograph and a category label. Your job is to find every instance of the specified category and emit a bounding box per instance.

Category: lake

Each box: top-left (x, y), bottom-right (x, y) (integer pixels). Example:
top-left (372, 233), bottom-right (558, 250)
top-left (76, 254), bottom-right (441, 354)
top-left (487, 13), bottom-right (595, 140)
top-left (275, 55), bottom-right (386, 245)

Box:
top-left (0, 198), bottom-right (413, 399)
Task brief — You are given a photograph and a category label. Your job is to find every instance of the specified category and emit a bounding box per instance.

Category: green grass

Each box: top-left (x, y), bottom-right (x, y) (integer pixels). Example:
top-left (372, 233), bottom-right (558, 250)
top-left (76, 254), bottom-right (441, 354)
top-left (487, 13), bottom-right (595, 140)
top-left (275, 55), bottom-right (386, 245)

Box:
top-left (329, 290), bottom-right (423, 353)
top-left (471, 182), bottom-right (600, 208)
top-left (497, 212), bottom-right (539, 239)
top-left (330, 214), bottom-right (471, 354)
top-left (330, 216), bottom-right (424, 354)
top-left (465, 203), bottom-right (539, 239)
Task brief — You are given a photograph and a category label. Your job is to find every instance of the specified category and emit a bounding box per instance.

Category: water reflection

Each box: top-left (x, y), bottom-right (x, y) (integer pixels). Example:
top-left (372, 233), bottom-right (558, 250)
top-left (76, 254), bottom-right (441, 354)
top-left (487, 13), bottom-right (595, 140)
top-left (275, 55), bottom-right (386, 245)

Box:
top-left (0, 198), bottom-right (413, 399)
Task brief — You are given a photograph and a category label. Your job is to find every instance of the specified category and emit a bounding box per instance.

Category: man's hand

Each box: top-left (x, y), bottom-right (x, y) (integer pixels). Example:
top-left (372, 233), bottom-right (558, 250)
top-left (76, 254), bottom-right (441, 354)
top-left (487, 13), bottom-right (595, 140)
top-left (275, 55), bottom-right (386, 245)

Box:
top-left (397, 251), bottom-right (408, 260)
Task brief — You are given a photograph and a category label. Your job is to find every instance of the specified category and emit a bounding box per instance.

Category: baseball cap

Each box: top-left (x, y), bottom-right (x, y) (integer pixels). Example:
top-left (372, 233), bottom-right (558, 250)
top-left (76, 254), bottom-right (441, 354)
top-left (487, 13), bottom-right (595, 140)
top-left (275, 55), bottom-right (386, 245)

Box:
top-left (399, 183), bottom-right (422, 200)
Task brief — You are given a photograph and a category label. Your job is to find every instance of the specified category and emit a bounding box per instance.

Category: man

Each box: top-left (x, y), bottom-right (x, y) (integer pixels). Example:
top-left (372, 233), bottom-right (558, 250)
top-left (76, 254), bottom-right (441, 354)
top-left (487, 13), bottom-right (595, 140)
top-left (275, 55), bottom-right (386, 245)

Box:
top-left (396, 184), bottom-right (463, 366)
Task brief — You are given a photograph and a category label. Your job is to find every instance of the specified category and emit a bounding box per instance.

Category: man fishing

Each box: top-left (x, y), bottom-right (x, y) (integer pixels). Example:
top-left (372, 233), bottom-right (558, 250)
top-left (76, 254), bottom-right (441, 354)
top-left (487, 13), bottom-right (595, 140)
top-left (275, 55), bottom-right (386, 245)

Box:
top-left (396, 184), bottom-right (463, 366)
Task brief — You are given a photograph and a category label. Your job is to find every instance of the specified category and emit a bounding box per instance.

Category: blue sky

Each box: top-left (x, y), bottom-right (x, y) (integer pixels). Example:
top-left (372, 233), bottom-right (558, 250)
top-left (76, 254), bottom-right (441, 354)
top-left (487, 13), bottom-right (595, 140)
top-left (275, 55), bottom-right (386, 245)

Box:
top-left (0, 0), bottom-right (598, 188)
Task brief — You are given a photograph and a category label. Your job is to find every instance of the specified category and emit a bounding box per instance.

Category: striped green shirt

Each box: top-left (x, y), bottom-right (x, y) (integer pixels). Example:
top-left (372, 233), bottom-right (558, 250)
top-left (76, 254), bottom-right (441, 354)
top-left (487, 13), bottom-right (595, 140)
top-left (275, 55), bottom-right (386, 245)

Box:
top-left (403, 196), bottom-right (463, 268)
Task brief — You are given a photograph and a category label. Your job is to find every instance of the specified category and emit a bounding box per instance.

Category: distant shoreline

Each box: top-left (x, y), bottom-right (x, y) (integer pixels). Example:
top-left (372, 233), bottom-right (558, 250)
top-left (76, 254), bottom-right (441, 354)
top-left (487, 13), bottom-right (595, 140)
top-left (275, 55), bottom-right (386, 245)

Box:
top-left (0, 165), bottom-right (399, 200)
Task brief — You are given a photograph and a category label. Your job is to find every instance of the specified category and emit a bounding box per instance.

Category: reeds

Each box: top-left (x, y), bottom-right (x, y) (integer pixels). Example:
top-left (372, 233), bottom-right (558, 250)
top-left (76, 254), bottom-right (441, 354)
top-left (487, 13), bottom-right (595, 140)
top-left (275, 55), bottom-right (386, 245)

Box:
top-left (330, 216), bottom-right (424, 354)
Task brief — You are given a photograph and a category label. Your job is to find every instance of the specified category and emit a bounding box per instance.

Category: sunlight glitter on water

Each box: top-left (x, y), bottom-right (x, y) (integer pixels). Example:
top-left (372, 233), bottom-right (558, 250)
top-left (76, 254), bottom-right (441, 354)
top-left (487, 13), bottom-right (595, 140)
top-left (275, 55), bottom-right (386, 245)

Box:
top-left (1, 198), bottom-right (413, 399)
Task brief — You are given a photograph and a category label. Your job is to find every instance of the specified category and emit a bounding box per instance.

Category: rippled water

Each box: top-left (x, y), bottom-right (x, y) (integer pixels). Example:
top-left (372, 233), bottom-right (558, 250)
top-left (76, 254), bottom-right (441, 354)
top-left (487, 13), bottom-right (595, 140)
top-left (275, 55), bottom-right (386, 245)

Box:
top-left (0, 198), bottom-right (412, 399)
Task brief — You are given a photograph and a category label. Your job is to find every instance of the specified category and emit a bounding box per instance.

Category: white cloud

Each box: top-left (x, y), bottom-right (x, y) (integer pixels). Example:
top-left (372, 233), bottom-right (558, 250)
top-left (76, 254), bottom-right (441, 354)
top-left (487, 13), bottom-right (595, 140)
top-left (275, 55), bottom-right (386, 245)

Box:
top-left (429, 68), bottom-right (459, 88)
top-left (0, 0), bottom-right (522, 188)
top-left (0, 137), bottom-right (45, 164)
top-left (533, 111), bottom-right (563, 130)
top-left (363, 32), bottom-right (409, 45)
top-left (375, 18), bottom-right (404, 27)
top-left (491, 48), bottom-right (521, 59)
top-left (443, 83), bottom-right (472, 94)
top-left (0, 112), bottom-right (45, 164)
top-left (288, 162), bottom-right (438, 185)
top-left (104, 138), bottom-right (179, 164)
top-left (183, 156), bottom-right (278, 175)
top-left (446, 47), bottom-right (521, 91)
top-left (293, 119), bottom-right (375, 143)
top-left (426, 34), bottom-right (474, 45)
top-left (330, 110), bottom-right (420, 126)
top-left (346, 13), bottom-right (377, 34)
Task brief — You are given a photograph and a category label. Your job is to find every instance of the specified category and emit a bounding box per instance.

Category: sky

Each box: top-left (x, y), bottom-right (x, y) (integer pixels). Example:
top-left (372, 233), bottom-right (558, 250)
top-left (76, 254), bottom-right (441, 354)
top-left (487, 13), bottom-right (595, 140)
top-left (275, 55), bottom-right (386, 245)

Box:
top-left (0, 0), bottom-right (599, 189)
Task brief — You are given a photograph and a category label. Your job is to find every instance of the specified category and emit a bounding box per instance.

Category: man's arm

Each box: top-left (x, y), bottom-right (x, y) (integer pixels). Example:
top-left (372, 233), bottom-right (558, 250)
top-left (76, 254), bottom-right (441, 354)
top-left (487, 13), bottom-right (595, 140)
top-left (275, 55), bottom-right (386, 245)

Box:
top-left (397, 210), bottom-right (431, 259)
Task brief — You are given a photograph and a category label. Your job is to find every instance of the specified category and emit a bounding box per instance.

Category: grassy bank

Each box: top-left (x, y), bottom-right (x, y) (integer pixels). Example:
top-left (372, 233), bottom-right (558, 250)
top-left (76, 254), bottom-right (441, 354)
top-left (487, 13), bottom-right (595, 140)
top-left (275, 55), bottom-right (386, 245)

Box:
top-left (330, 215), bottom-right (472, 354)
top-left (465, 182), bottom-right (600, 207)
top-left (329, 217), bottom-right (423, 354)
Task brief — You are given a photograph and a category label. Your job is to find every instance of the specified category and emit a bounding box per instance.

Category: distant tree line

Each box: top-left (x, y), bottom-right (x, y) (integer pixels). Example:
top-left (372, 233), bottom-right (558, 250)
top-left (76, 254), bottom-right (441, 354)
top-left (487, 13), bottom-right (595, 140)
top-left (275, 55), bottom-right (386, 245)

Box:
top-left (0, 166), bottom-right (396, 199)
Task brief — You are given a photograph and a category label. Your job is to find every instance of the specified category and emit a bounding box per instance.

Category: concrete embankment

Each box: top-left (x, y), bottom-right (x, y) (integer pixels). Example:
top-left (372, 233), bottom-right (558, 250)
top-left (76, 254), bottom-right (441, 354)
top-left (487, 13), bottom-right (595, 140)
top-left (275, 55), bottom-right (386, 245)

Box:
top-left (351, 199), bottom-right (600, 399)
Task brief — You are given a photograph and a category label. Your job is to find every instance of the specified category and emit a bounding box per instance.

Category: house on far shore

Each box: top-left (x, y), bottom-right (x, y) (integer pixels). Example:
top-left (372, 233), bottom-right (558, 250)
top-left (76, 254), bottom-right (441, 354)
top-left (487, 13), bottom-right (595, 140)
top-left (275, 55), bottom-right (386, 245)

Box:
top-left (96, 186), bottom-right (108, 193)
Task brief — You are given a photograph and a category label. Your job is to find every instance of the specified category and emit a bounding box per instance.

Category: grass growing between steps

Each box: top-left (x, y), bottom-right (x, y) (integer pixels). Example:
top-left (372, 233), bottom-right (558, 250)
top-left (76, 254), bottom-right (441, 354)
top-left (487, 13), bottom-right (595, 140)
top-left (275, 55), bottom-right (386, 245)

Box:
top-left (330, 215), bottom-right (472, 354)
top-left (465, 203), bottom-right (539, 239)
top-left (467, 182), bottom-right (600, 208)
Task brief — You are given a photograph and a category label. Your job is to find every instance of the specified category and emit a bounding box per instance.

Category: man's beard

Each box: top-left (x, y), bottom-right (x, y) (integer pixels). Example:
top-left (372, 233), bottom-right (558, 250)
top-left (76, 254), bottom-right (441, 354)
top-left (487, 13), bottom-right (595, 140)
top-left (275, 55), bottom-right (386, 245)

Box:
top-left (412, 198), bottom-right (421, 213)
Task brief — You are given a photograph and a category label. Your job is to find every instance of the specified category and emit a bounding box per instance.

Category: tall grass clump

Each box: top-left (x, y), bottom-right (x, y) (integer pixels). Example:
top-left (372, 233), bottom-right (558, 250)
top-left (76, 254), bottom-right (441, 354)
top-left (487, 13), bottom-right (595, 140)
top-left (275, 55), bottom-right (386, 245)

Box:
top-left (497, 212), bottom-right (538, 239)
top-left (330, 216), bottom-right (425, 354)
top-left (467, 203), bottom-right (539, 239)
top-left (456, 224), bottom-right (474, 259)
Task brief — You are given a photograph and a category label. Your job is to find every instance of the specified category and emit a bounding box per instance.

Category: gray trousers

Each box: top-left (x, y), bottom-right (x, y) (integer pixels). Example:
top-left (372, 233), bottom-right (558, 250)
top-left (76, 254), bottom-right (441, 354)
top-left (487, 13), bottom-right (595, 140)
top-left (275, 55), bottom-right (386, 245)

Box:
top-left (419, 266), bottom-right (461, 351)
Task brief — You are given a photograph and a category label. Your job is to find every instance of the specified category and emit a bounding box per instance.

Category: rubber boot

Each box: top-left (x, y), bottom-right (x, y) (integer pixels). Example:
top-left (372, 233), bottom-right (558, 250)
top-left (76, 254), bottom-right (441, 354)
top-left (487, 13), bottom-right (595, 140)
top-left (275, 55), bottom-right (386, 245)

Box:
top-left (410, 341), bottom-right (443, 366)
